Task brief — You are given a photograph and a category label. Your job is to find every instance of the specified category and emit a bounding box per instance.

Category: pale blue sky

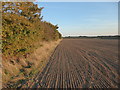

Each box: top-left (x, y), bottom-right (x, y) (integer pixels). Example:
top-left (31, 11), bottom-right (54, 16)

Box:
top-left (35, 2), bottom-right (118, 36)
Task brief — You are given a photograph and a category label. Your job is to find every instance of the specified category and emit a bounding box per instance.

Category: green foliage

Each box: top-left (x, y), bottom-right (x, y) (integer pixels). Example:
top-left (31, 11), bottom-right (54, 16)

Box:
top-left (2, 2), bottom-right (62, 58)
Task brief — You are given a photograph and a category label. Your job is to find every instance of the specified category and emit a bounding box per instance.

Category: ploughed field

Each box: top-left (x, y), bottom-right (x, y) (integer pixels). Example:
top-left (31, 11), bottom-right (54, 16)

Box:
top-left (30, 39), bottom-right (119, 88)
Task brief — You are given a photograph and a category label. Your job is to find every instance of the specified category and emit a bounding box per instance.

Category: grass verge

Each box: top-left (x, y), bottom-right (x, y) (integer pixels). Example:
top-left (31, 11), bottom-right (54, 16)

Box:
top-left (2, 39), bottom-right (62, 88)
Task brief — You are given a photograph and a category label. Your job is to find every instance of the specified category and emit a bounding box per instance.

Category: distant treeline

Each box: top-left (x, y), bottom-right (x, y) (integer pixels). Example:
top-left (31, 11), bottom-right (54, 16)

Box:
top-left (64, 35), bottom-right (120, 39)
top-left (2, 2), bottom-right (62, 58)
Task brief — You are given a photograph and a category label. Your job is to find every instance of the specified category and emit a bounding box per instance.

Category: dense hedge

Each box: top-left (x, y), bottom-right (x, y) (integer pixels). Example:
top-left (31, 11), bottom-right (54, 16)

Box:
top-left (2, 2), bottom-right (62, 57)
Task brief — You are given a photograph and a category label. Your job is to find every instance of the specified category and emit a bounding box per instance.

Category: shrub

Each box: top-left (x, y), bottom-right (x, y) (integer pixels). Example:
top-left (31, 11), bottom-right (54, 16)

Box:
top-left (2, 2), bottom-right (62, 58)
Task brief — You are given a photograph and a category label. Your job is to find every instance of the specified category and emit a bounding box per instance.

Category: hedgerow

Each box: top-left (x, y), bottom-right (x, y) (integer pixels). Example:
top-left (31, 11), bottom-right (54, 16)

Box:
top-left (2, 2), bottom-right (62, 58)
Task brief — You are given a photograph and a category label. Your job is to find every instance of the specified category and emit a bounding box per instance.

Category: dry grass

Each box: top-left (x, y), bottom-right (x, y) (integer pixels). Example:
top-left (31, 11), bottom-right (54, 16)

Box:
top-left (2, 39), bottom-right (62, 88)
top-left (0, 64), bottom-right (2, 89)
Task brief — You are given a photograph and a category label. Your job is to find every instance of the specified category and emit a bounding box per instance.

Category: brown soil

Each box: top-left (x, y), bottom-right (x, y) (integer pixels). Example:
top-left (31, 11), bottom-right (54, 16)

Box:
top-left (26, 39), bottom-right (119, 88)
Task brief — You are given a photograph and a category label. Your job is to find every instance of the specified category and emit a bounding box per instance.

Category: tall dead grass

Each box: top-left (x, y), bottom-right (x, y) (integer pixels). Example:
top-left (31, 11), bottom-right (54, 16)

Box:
top-left (2, 39), bottom-right (62, 88)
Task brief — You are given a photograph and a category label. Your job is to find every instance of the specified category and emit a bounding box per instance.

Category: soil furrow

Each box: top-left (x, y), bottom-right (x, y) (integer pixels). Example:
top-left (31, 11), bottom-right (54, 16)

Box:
top-left (30, 39), bottom-right (118, 88)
